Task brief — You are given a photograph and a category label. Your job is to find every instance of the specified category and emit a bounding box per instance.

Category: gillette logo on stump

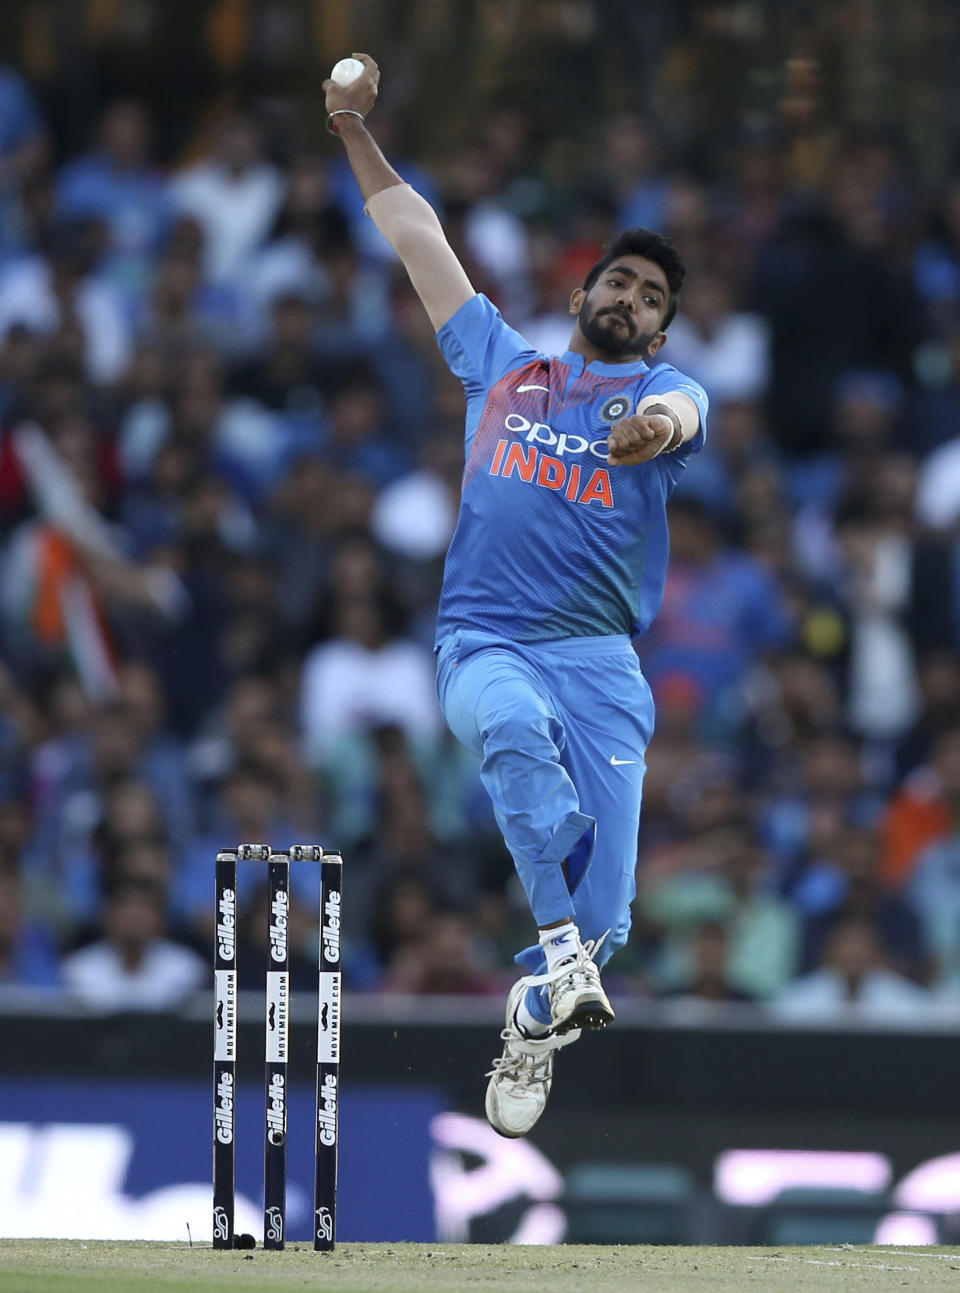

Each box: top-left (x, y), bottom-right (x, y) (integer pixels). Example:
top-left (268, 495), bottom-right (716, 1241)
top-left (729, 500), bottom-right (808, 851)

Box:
top-left (217, 888), bottom-right (236, 961)
top-left (266, 1073), bottom-right (286, 1146)
top-left (322, 890), bottom-right (341, 963)
top-left (317, 1072), bottom-right (338, 1147)
top-left (269, 889), bottom-right (288, 962)
top-left (215, 1071), bottom-right (234, 1144)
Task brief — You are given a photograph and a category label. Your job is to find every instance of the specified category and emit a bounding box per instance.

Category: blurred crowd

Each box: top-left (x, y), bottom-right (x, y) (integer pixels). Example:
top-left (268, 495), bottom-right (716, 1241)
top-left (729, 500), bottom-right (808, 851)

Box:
top-left (2, 1), bottom-right (960, 1023)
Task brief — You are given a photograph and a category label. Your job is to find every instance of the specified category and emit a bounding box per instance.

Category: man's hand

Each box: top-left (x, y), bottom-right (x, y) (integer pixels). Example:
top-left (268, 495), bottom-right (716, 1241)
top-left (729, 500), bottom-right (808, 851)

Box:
top-left (323, 52), bottom-right (380, 119)
top-left (606, 413), bottom-right (676, 466)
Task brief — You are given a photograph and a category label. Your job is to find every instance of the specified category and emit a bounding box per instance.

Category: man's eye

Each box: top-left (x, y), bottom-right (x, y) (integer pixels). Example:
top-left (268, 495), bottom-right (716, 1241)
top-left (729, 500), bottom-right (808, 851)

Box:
top-left (644, 296), bottom-right (658, 307)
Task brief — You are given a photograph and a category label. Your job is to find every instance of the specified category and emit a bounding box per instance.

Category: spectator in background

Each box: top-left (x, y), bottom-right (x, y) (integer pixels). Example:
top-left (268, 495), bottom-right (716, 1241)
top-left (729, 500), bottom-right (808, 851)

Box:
top-left (300, 593), bottom-right (441, 767)
top-left (882, 728), bottom-right (960, 890)
top-left (636, 673), bottom-right (722, 845)
top-left (246, 150), bottom-right (348, 334)
top-left (368, 870), bottom-right (441, 982)
top-left (61, 878), bottom-right (207, 1011)
top-left (0, 862), bottom-right (60, 987)
top-left (0, 63), bottom-right (48, 260)
top-left (106, 838), bottom-right (176, 915)
top-left (382, 904), bottom-right (499, 995)
top-left (589, 114), bottom-right (671, 235)
top-left (672, 397), bottom-right (777, 523)
top-left (48, 777), bottom-right (167, 937)
top-left (639, 498), bottom-right (793, 730)
top-left (753, 195), bottom-right (921, 455)
top-left (115, 662), bottom-right (195, 843)
top-left (894, 652), bottom-right (960, 783)
top-left (770, 916), bottom-right (937, 1022)
top-left (828, 498), bottom-right (920, 744)
top-left (723, 830), bottom-right (802, 997)
top-left (121, 345), bottom-right (286, 501)
top-left (30, 698), bottom-right (188, 866)
top-left (231, 289), bottom-right (326, 425)
top-left (175, 764), bottom-right (304, 943)
top-left (0, 219), bottom-right (131, 383)
top-left (789, 370), bottom-right (906, 573)
top-left (910, 332), bottom-right (960, 459)
top-left (800, 825), bottom-right (926, 981)
top-left (322, 369), bottom-right (411, 488)
top-left (658, 921), bottom-right (759, 1004)
top-left (915, 406), bottom-right (960, 531)
top-left (638, 824), bottom-right (799, 999)
top-left (0, 660), bottom-right (43, 791)
top-left (907, 801), bottom-right (960, 983)
top-left (914, 177), bottom-right (960, 336)
top-left (55, 100), bottom-right (171, 302)
top-left (762, 733), bottom-right (881, 896)
top-left (725, 133), bottom-right (788, 249)
top-left (171, 111), bottom-right (284, 286)
top-left (371, 429), bottom-right (460, 569)
top-left (658, 268), bottom-right (770, 406)
top-left (135, 216), bottom-right (248, 357)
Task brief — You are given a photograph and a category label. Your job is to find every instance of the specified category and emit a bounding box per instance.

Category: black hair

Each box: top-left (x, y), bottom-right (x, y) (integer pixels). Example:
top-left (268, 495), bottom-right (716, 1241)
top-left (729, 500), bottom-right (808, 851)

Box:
top-left (582, 228), bottom-right (686, 328)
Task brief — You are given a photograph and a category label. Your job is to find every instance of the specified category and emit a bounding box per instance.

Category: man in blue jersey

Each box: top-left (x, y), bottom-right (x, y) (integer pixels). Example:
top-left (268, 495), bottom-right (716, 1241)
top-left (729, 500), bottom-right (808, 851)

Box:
top-left (326, 57), bottom-right (708, 1137)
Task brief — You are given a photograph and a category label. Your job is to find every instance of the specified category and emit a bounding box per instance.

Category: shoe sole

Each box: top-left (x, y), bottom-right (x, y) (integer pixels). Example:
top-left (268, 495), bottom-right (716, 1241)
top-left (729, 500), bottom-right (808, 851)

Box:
top-left (552, 996), bottom-right (615, 1033)
top-left (487, 1117), bottom-right (526, 1139)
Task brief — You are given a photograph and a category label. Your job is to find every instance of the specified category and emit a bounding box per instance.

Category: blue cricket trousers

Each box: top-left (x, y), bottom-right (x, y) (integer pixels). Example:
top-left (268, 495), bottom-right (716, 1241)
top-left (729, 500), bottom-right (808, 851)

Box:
top-left (436, 629), bottom-right (654, 1023)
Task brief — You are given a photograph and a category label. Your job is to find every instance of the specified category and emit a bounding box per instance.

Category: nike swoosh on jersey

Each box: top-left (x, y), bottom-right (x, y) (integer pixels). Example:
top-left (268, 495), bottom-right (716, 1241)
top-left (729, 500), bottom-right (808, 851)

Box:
top-left (516, 384), bottom-right (550, 393)
top-left (609, 756), bottom-right (637, 766)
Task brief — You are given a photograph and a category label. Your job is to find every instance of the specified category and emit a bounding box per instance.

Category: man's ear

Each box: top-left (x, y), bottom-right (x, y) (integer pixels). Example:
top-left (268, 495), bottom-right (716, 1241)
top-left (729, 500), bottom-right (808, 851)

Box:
top-left (569, 287), bottom-right (586, 316)
top-left (645, 331), bottom-right (667, 358)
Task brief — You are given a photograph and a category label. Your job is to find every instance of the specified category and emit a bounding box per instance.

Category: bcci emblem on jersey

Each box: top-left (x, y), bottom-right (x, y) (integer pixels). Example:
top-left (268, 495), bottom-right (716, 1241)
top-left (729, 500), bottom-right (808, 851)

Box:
top-left (600, 394), bottom-right (633, 423)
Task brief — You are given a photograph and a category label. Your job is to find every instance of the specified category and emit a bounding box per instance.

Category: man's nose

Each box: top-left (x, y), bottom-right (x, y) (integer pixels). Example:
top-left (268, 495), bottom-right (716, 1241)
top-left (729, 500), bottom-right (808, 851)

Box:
top-left (614, 290), bottom-right (634, 311)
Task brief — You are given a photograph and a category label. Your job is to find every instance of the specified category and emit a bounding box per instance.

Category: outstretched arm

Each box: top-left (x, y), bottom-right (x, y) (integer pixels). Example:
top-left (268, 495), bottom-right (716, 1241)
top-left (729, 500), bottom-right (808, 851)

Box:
top-left (606, 393), bottom-right (701, 466)
top-left (324, 54), bottom-right (475, 331)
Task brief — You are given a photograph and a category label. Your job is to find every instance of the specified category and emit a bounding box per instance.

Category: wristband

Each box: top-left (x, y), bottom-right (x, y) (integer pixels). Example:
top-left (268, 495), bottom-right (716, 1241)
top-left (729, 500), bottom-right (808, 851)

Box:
top-left (325, 109), bottom-right (365, 136)
top-left (645, 403), bottom-right (684, 454)
top-left (662, 424), bottom-right (685, 452)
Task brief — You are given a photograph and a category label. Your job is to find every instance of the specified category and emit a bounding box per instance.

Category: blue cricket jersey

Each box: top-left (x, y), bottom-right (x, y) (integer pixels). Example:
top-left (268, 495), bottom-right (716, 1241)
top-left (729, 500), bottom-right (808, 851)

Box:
top-left (435, 293), bottom-right (708, 646)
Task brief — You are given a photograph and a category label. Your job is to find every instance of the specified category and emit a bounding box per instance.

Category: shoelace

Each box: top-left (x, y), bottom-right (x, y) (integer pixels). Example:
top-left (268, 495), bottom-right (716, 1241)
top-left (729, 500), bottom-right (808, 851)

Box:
top-left (515, 930), bottom-right (611, 991)
top-left (550, 934), bottom-right (609, 994)
top-left (485, 1029), bottom-right (555, 1086)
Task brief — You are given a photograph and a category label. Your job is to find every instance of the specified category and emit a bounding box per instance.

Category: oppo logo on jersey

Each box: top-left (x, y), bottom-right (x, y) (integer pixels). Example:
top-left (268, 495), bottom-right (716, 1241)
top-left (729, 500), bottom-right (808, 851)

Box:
top-left (489, 438), bottom-right (613, 508)
top-left (503, 413), bottom-right (610, 461)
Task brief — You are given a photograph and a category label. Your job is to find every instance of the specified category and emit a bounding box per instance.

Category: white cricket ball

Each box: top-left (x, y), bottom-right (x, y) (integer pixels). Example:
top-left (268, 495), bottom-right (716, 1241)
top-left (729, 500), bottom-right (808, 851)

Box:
top-left (330, 58), bottom-right (365, 87)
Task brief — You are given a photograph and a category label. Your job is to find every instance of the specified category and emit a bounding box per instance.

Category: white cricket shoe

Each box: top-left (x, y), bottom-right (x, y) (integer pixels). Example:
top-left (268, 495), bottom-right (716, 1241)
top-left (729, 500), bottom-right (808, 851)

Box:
top-left (485, 978), bottom-right (579, 1139)
top-left (546, 935), bottom-right (615, 1034)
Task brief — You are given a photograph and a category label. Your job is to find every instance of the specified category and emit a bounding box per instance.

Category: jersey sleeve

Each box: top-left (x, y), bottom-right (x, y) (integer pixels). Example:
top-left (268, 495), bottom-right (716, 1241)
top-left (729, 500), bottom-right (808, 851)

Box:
top-left (435, 293), bottom-right (540, 399)
top-left (640, 364), bottom-right (709, 494)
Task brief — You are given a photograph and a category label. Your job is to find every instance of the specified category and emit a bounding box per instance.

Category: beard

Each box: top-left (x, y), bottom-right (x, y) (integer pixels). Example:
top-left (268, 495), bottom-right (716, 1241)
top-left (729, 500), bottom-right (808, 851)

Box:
top-left (578, 301), bottom-right (659, 359)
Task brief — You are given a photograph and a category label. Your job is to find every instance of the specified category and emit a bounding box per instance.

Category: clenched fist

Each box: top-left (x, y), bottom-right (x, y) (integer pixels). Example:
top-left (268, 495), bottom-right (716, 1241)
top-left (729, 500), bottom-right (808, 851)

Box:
top-left (323, 52), bottom-right (380, 118)
top-left (606, 413), bottom-right (676, 466)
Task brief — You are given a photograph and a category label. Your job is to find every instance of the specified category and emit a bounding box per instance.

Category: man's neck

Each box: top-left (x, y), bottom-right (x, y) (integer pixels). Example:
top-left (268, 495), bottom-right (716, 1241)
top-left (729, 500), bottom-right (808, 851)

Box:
top-left (566, 333), bottom-right (648, 366)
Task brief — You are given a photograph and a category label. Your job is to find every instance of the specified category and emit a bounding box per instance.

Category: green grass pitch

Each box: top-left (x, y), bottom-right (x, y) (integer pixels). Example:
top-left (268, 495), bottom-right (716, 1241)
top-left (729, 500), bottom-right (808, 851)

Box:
top-left (2, 1242), bottom-right (960, 1292)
